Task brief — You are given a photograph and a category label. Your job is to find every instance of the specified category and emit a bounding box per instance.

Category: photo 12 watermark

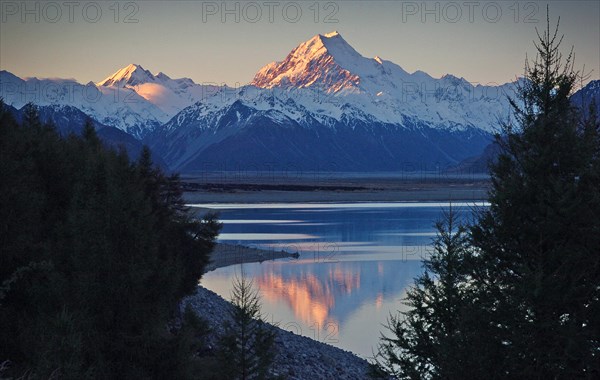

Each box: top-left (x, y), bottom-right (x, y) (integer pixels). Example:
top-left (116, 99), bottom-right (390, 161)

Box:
top-left (0, 81), bottom-right (142, 105)
top-left (0, 1), bottom-right (140, 23)
top-left (261, 311), bottom-right (339, 344)
top-left (399, 1), bottom-right (540, 23)
top-left (200, 1), bottom-right (340, 23)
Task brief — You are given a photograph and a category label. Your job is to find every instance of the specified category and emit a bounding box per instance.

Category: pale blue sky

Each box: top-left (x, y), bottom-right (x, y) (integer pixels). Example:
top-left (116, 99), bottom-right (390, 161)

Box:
top-left (1, 1), bottom-right (598, 86)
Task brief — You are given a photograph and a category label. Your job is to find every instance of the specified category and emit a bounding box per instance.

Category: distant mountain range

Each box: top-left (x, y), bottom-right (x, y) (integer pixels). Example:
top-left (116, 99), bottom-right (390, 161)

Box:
top-left (1, 31), bottom-right (598, 173)
top-left (452, 79), bottom-right (600, 174)
top-left (571, 79), bottom-right (600, 119)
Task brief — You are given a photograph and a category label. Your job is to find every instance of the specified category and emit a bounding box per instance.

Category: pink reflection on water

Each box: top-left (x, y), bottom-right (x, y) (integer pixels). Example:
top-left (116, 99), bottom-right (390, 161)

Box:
top-left (255, 263), bottom-right (362, 334)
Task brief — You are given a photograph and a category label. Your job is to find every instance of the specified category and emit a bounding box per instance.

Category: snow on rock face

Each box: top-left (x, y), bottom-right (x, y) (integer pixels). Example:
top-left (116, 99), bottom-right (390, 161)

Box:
top-left (0, 70), bottom-right (167, 139)
top-left (252, 32), bottom-right (363, 94)
top-left (97, 64), bottom-right (222, 117)
top-left (97, 63), bottom-right (156, 87)
top-left (0, 31), bottom-right (521, 142)
top-left (252, 31), bottom-right (408, 96)
top-left (250, 31), bottom-right (516, 132)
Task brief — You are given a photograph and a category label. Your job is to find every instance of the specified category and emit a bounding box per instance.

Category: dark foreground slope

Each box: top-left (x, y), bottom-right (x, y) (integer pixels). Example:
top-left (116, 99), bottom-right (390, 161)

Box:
top-left (180, 286), bottom-right (371, 380)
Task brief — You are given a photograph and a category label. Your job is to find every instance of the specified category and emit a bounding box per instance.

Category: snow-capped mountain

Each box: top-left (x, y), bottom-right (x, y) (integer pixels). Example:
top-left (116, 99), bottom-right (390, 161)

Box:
top-left (2, 31), bottom-right (537, 172)
top-left (145, 32), bottom-right (517, 171)
top-left (147, 94), bottom-right (491, 172)
top-left (97, 63), bottom-right (158, 87)
top-left (0, 65), bottom-right (220, 139)
top-left (251, 31), bottom-right (516, 132)
top-left (571, 79), bottom-right (600, 121)
top-left (0, 70), bottom-right (167, 138)
top-left (252, 31), bottom-right (364, 93)
top-left (97, 64), bottom-right (221, 116)
top-left (451, 79), bottom-right (600, 174)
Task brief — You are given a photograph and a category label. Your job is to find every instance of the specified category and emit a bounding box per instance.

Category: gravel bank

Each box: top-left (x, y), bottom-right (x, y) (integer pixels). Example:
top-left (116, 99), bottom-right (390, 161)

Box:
top-left (180, 286), bottom-right (372, 379)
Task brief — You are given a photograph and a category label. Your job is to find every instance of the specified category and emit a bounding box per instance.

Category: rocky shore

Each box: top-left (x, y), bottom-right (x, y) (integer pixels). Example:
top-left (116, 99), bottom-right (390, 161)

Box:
top-left (189, 244), bottom-right (372, 378)
top-left (180, 285), bottom-right (373, 379)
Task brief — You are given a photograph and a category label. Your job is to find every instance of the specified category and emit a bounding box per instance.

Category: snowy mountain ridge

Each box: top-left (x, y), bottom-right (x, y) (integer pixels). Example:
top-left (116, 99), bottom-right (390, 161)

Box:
top-left (2, 31), bottom-right (549, 171)
top-left (140, 31), bottom-right (528, 171)
top-left (0, 69), bottom-right (167, 139)
top-left (1, 31), bottom-right (518, 140)
top-left (0, 63), bottom-right (223, 138)
top-left (97, 63), bottom-right (222, 116)
top-left (248, 31), bottom-right (516, 131)
top-left (97, 63), bottom-right (157, 87)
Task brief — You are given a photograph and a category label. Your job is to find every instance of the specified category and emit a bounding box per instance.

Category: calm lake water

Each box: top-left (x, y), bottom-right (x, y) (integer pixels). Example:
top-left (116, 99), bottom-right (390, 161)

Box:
top-left (192, 202), bottom-right (486, 358)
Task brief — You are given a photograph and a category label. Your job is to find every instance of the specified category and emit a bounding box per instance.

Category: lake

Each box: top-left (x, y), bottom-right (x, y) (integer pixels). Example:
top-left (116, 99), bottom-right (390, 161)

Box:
top-left (192, 202), bottom-right (486, 358)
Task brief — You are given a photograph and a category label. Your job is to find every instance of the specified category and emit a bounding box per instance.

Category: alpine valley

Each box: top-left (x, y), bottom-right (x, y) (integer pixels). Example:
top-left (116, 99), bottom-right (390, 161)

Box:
top-left (1, 32), bottom-right (598, 172)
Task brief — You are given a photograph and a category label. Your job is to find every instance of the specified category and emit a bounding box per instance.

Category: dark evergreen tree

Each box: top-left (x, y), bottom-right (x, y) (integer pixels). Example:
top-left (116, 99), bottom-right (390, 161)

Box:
top-left (373, 11), bottom-right (599, 379)
top-left (22, 102), bottom-right (42, 130)
top-left (371, 208), bottom-right (495, 379)
top-left (469, 13), bottom-right (600, 378)
top-left (218, 273), bottom-right (278, 380)
top-left (0, 99), bottom-right (221, 378)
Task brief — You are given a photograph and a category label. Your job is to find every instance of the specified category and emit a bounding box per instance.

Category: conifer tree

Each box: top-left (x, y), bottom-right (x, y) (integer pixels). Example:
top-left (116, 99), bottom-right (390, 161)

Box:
top-left (470, 12), bottom-right (600, 377)
top-left (218, 272), bottom-right (277, 380)
top-left (371, 208), bottom-right (486, 379)
top-left (373, 11), bottom-right (600, 378)
top-left (0, 99), bottom-right (221, 378)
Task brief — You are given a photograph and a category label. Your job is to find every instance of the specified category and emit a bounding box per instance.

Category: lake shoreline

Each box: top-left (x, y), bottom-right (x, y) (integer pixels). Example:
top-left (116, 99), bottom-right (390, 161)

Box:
top-left (181, 285), bottom-right (373, 379)
top-left (182, 176), bottom-right (490, 203)
top-left (195, 193), bottom-right (486, 366)
top-left (205, 243), bottom-right (299, 273)
top-left (196, 244), bottom-right (372, 378)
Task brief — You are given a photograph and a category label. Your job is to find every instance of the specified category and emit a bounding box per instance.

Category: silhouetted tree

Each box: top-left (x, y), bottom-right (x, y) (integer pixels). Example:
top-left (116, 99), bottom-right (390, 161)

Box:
top-left (371, 208), bottom-right (492, 379)
top-left (218, 272), bottom-right (278, 380)
top-left (470, 13), bottom-right (600, 377)
top-left (0, 99), bottom-right (221, 378)
top-left (373, 11), bottom-right (600, 379)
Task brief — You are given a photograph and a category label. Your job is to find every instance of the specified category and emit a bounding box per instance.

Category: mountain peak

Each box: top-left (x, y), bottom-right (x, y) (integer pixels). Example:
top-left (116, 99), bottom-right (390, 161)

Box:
top-left (251, 31), bottom-right (365, 93)
top-left (322, 30), bottom-right (340, 38)
top-left (156, 72), bottom-right (172, 81)
top-left (98, 63), bottom-right (156, 87)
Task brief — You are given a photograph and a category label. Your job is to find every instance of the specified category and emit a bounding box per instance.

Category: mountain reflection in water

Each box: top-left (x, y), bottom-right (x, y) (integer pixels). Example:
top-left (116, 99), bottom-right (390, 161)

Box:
top-left (203, 258), bottom-right (423, 357)
top-left (198, 202), bottom-right (484, 357)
